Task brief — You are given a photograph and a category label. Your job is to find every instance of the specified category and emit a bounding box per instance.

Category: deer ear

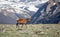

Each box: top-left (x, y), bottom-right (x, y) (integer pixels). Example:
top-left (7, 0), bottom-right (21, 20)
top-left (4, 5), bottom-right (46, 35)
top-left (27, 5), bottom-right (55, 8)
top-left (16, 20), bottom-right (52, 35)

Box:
top-left (16, 18), bottom-right (19, 20)
top-left (28, 16), bottom-right (31, 18)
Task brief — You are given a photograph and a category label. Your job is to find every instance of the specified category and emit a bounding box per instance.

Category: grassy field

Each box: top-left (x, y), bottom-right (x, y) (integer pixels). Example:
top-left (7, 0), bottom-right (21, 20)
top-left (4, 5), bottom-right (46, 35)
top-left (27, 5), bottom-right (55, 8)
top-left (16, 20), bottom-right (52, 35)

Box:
top-left (0, 24), bottom-right (60, 37)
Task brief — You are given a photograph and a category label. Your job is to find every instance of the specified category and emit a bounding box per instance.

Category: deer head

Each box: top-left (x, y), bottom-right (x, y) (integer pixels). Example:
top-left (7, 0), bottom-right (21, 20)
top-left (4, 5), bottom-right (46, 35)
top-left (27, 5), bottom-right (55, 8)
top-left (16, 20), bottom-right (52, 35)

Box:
top-left (26, 18), bottom-right (31, 22)
top-left (26, 17), bottom-right (31, 22)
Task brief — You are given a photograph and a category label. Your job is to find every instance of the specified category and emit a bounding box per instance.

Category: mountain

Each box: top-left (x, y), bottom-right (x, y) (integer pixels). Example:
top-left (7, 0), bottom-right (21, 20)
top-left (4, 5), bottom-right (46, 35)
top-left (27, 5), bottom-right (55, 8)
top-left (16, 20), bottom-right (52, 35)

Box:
top-left (0, 0), bottom-right (48, 24)
top-left (31, 0), bottom-right (60, 24)
top-left (0, 4), bottom-right (31, 24)
top-left (0, 12), bottom-right (17, 24)
top-left (0, 0), bottom-right (60, 24)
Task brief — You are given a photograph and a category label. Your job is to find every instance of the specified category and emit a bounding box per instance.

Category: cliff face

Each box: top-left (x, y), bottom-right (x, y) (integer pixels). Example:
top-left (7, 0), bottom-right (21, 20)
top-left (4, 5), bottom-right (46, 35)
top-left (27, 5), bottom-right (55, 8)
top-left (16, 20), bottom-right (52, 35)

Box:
top-left (31, 0), bottom-right (60, 24)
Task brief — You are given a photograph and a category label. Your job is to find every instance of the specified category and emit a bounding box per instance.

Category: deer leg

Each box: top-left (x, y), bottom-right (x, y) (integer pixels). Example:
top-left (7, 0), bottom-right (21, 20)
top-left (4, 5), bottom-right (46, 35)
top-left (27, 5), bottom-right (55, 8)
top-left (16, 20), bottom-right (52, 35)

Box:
top-left (20, 23), bottom-right (23, 28)
top-left (25, 24), bottom-right (27, 28)
top-left (16, 23), bottom-right (18, 28)
top-left (16, 23), bottom-right (20, 30)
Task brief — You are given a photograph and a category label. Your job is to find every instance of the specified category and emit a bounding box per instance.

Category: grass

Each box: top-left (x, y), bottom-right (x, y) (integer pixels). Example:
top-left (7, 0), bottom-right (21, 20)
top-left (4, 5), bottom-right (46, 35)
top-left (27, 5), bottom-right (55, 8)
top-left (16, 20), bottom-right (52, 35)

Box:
top-left (0, 24), bottom-right (60, 37)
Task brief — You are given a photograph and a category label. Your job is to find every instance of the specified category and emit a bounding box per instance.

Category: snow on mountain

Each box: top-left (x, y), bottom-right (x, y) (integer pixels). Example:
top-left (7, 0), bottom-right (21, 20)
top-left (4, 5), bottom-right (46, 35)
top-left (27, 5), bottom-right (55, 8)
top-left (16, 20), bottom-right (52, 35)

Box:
top-left (0, 0), bottom-right (49, 18)
top-left (1, 0), bottom-right (59, 24)
top-left (27, 5), bottom-right (38, 12)
top-left (0, 4), bottom-right (18, 18)
top-left (0, 0), bottom-right (49, 13)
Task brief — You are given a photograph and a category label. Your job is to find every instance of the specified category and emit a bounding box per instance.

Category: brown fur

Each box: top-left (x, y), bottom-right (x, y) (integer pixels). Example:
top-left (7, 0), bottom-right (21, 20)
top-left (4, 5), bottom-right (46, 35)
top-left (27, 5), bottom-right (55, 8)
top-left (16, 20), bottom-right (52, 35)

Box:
top-left (16, 18), bottom-right (30, 28)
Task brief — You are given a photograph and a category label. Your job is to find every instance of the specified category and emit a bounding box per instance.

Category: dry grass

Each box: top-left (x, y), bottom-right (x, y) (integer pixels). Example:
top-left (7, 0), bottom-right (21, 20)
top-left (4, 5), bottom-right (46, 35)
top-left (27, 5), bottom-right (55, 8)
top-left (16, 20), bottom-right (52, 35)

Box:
top-left (0, 24), bottom-right (60, 37)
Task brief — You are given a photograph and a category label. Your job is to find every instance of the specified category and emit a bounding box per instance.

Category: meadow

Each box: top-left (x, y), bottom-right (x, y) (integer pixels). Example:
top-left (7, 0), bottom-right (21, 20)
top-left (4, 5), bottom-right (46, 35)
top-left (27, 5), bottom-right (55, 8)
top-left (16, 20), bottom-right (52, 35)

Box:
top-left (0, 24), bottom-right (60, 37)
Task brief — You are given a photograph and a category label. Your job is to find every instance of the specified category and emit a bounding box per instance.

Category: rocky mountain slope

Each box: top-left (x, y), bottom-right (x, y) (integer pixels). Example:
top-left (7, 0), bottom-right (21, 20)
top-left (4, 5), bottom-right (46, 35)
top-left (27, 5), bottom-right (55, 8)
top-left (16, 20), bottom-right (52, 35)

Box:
top-left (0, 0), bottom-right (60, 24)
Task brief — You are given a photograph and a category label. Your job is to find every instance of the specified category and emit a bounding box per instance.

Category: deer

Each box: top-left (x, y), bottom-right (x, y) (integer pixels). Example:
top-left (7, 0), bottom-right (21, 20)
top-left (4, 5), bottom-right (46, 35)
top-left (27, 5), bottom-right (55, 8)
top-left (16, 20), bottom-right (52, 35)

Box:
top-left (16, 18), bottom-right (31, 30)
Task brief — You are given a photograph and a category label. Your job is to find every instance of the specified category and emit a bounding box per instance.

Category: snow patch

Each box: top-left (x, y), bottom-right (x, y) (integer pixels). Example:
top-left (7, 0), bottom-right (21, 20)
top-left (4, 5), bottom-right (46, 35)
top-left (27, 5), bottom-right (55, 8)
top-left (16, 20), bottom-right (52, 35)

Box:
top-left (27, 5), bottom-right (38, 12)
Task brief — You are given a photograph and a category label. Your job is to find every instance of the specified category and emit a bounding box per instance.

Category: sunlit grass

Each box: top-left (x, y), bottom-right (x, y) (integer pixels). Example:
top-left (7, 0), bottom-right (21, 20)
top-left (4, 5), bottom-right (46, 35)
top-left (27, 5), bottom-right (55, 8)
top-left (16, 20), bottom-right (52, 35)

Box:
top-left (0, 24), bottom-right (60, 37)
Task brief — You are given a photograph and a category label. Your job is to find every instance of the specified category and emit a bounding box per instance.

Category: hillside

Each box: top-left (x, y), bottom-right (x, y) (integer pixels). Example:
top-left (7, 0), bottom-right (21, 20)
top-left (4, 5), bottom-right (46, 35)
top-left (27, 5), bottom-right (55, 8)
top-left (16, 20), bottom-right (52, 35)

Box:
top-left (0, 0), bottom-right (60, 24)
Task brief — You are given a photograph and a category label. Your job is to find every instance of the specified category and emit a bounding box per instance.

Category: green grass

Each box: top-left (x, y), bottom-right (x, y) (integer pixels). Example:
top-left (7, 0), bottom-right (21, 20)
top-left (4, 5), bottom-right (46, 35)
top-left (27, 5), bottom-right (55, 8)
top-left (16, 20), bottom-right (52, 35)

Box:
top-left (0, 24), bottom-right (60, 37)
